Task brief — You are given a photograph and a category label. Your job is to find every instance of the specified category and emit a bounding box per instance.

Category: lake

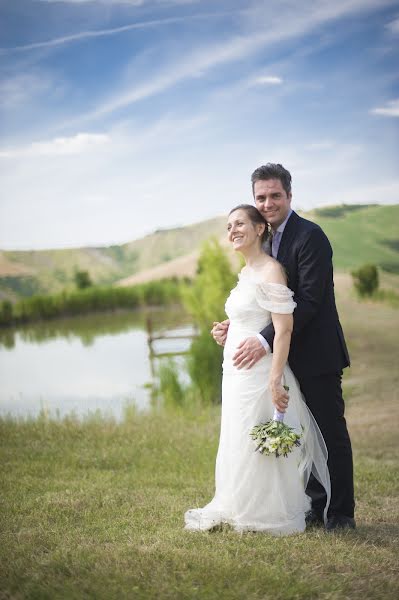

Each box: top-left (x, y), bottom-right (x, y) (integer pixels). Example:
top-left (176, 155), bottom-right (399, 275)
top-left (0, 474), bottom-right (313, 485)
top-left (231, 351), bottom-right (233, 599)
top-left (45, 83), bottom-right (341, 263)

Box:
top-left (0, 308), bottom-right (194, 420)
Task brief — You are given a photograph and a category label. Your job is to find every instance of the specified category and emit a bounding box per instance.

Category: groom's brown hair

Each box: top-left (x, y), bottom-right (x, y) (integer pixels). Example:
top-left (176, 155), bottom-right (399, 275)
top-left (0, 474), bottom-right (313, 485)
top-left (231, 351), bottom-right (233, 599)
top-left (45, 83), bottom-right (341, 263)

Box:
top-left (251, 163), bottom-right (292, 197)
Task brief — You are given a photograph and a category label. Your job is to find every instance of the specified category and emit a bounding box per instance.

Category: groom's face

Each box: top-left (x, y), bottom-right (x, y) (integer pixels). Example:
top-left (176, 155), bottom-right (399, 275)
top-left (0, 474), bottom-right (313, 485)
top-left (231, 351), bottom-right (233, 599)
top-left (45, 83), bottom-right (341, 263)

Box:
top-left (254, 178), bottom-right (292, 230)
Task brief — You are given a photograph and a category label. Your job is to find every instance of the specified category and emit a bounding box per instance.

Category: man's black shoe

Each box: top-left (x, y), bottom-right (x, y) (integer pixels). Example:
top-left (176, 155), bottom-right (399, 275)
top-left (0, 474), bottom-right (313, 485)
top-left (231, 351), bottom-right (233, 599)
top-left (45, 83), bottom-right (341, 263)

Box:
top-left (326, 514), bottom-right (356, 532)
top-left (305, 509), bottom-right (324, 528)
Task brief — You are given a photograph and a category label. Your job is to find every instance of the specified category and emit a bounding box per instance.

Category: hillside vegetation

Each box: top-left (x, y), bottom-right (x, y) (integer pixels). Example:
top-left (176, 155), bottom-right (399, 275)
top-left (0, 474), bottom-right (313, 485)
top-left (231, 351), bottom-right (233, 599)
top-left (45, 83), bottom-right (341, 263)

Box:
top-left (1, 204), bottom-right (398, 299)
top-left (0, 217), bottom-right (226, 300)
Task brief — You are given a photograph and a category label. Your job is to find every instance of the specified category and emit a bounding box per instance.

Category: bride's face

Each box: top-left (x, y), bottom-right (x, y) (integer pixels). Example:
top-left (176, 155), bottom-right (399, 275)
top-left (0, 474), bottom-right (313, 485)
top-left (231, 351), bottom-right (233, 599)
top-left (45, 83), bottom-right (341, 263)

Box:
top-left (227, 209), bottom-right (262, 252)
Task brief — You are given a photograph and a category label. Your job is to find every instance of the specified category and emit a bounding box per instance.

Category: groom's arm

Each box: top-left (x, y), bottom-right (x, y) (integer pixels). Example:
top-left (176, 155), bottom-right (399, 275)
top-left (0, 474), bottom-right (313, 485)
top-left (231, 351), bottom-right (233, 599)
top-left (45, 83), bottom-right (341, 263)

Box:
top-left (259, 227), bottom-right (332, 351)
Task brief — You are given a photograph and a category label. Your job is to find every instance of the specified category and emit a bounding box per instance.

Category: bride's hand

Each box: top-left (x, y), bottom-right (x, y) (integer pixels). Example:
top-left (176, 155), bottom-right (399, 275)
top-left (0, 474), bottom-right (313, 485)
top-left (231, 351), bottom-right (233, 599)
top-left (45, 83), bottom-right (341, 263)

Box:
top-left (270, 381), bottom-right (289, 413)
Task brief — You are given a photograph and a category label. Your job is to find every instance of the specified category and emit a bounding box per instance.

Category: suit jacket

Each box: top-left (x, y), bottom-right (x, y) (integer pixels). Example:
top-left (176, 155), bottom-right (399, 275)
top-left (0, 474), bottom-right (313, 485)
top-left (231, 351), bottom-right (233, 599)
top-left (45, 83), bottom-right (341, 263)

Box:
top-left (261, 211), bottom-right (350, 378)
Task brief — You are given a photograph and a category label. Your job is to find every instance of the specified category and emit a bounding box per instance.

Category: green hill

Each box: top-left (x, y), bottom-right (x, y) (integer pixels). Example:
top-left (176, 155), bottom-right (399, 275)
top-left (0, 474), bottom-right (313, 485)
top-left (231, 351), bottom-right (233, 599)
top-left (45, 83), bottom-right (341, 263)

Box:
top-left (309, 204), bottom-right (399, 273)
top-left (0, 205), bottom-right (398, 299)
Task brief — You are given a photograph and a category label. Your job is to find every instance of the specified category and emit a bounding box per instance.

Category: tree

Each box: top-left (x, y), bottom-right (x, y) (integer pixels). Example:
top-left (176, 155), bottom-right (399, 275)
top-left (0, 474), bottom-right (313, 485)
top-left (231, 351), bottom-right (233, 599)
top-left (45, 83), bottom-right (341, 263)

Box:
top-left (182, 238), bottom-right (236, 328)
top-left (182, 238), bottom-right (237, 404)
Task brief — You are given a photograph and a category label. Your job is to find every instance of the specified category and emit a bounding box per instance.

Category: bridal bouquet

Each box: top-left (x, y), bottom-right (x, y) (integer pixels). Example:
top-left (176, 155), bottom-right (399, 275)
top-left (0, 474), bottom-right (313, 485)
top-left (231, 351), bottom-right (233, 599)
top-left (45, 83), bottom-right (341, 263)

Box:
top-left (250, 387), bottom-right (302, 458)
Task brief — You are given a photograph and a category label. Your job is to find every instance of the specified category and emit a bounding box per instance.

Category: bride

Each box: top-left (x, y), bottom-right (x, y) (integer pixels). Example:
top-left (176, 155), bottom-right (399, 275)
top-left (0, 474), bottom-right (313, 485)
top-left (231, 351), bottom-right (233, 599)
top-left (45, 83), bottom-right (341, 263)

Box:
top-left (184, 205), bottom-right (330, 535)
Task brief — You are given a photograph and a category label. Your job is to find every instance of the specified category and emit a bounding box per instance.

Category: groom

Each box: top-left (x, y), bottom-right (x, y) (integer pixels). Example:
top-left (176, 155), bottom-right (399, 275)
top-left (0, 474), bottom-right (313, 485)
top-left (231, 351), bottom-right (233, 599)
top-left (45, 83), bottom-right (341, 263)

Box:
top-left (212, 163), bottom-right (355, 531)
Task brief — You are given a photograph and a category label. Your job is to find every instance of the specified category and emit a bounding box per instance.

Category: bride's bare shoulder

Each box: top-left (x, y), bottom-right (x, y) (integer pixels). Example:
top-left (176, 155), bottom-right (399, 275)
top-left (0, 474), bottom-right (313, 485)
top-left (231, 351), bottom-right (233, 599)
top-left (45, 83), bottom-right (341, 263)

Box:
top-left (261, 258), bottom-right (287, 285)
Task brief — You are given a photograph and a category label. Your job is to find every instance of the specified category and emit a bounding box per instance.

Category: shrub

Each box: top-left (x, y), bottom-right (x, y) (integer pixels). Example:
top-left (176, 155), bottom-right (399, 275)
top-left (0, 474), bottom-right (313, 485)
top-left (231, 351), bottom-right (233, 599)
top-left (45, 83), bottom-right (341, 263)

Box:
top-left (74, 270), bottom-right (92, 290)
top-left (186, 331), bottom-right (223, 405)
top-left (0, 300), bottom-right (13, 326)
top-left (157, 358), bottom-right (186, 409)
top-left (351, 264), bottom-right (379, 297)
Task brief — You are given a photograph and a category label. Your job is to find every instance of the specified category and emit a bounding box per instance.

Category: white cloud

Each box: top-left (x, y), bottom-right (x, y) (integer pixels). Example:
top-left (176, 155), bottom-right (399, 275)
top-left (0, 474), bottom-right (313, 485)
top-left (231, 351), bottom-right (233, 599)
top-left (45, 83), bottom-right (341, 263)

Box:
top-left (0, 133), bottom-right (110, 159)
top-left (370, 99), bottom-right (399, 117)
top-left (0, 73), bottom-right (53, 108)
top-left (1, 129), bottom-right (397, 250)
top-left (251, 76), bottom-right (283, 85)
top-left (1, 125), bottom-right (397, 250)
top-left (386, 16), bottom-right (399, 33)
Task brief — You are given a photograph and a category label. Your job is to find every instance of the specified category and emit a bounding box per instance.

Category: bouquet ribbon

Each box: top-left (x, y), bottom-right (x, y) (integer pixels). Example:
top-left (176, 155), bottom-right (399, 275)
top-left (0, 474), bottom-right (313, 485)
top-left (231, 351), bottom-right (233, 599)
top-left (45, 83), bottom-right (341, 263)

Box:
top-left (273, 408), bottom-right (285, 423)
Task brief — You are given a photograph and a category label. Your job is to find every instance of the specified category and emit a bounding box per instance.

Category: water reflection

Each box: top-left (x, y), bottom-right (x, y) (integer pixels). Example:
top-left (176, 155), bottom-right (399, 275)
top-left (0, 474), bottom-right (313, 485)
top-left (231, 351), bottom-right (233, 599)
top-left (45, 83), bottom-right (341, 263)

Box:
top-left (0, 308), bottom-right (193, 420)
top-left (0, 307), bottom-right (187, 349)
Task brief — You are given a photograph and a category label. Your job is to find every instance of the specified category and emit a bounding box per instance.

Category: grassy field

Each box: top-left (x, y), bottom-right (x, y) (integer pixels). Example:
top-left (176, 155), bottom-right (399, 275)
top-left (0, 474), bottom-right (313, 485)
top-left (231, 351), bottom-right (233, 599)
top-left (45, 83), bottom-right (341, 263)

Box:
top-left (311, 204), bottom-right (399, 273)
top-left (0, 275), bottom-right (398, 599)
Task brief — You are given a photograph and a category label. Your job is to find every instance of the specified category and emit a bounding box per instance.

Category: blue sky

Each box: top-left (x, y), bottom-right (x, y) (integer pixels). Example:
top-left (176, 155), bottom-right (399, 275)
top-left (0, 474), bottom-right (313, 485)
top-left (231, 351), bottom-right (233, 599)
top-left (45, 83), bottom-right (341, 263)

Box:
top-left (0, 0), bottom-right (398, 250)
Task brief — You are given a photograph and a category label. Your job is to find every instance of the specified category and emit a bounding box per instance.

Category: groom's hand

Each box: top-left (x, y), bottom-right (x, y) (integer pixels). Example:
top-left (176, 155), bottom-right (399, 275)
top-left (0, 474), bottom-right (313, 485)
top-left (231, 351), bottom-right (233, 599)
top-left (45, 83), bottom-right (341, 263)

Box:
top-left (233, 337), bottom-right (266, 369)
top-left (211, 319), bottom-right (230, 346)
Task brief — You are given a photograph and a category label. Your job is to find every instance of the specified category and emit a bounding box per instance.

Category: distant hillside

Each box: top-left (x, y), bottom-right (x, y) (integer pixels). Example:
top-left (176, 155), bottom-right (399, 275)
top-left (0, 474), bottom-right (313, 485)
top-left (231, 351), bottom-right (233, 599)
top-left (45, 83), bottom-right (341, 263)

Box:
top-left (309, 204), bottom-right (399, 273)
top-left (0, 216), bottom-right (226, 300)
top-left (0, 205), bottom-right (398, 299)
top-left (118, 251), bottom-right (200, 286)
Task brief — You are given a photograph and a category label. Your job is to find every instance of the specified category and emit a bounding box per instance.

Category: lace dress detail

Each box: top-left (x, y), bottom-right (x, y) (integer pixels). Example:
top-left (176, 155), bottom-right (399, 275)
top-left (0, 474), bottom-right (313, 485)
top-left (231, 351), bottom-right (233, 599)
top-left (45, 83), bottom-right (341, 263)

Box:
top-left (184, 268), bottom-right (330, 535)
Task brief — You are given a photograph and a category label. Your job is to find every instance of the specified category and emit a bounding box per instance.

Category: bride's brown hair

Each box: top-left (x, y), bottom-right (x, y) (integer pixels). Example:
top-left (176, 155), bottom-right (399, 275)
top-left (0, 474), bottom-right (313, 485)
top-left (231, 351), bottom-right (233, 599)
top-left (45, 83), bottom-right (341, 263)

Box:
top-left (228, 204), bottom-right (270, 245)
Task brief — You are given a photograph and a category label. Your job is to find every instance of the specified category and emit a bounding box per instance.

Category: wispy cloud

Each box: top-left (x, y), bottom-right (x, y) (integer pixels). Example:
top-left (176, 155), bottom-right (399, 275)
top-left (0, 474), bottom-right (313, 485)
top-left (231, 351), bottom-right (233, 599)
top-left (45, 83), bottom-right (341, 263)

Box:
top-left (251, 76), bottom-right (283, 86)
top-left (71, 34), bottom-right (268, 123)
top-left (0, 11), bottom-right (235, 53)
top-left (370, 98), bottom-right (399, 117)
top-left (0, 133), bottom-right (110, 159)
top-left (75, 0), bottom-right (397, 123)
top-left (0, 73), bottom-right (54, 108)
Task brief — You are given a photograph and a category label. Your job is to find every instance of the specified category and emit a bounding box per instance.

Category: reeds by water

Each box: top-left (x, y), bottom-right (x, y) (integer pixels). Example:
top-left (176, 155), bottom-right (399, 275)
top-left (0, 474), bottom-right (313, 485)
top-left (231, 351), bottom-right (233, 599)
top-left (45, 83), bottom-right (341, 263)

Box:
top-left (0, 278), bottom-right (184, 327)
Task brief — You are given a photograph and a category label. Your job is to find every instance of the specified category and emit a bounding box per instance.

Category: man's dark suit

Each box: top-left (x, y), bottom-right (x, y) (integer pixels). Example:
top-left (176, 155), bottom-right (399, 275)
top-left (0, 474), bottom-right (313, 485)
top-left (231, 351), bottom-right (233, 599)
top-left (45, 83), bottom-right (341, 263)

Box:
top-left (261, 211), bottom-right (355, 518)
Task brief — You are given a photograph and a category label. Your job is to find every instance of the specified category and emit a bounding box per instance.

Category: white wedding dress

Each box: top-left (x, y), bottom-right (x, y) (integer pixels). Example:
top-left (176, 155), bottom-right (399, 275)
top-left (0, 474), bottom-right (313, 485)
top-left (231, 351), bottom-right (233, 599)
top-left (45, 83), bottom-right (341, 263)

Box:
top-left (185, 267), bottom-right (330, 535)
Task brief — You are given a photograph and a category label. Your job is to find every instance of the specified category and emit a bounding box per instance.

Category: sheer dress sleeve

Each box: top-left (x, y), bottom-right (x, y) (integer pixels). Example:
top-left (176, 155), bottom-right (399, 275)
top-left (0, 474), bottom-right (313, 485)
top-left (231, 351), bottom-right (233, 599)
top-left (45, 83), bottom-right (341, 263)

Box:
top-left (255, 282), bottom-right (296, 314)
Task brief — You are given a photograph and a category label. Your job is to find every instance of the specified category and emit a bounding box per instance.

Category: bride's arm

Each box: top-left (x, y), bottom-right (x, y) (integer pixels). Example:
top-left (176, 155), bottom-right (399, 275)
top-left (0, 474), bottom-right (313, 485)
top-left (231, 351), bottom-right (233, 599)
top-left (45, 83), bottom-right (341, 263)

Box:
top-left (263, 262), bottom-right (293, 413)
top-left (269, 311), bottom-right (293, 413)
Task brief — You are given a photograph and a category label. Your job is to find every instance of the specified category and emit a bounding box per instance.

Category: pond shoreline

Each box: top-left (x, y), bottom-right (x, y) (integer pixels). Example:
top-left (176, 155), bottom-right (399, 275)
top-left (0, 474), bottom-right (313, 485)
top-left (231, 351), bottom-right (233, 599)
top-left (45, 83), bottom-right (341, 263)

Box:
top-left (0, 278), bottom-right (186, 328)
